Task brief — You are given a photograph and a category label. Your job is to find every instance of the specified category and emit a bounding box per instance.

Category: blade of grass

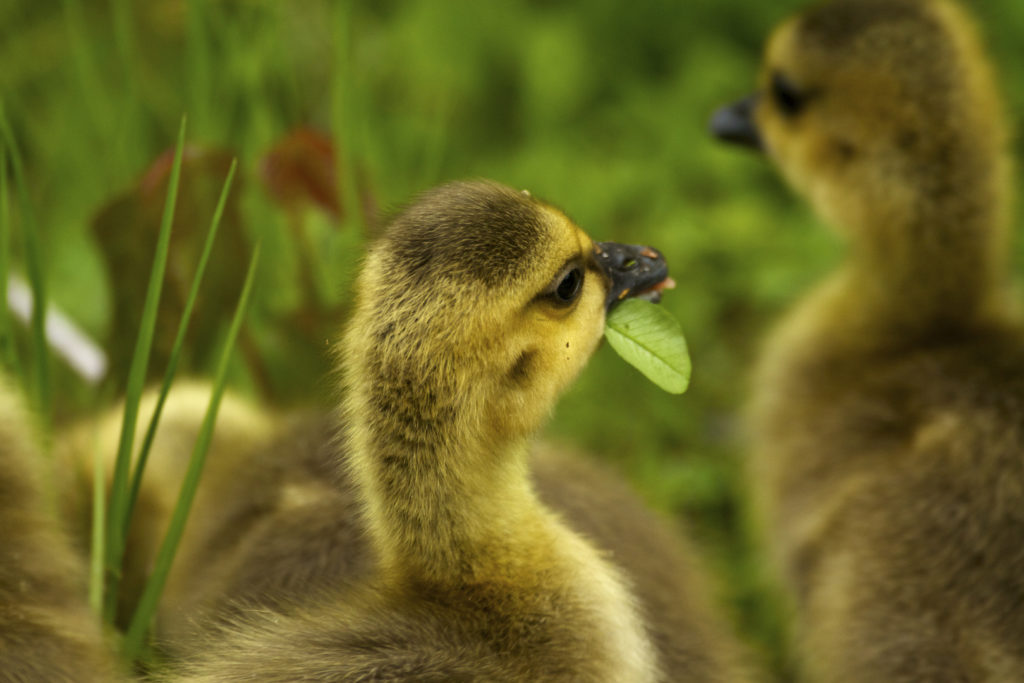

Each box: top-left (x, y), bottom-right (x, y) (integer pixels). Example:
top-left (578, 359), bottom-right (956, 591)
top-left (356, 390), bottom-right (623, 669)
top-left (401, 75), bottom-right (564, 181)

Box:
top-left (61, 0), bottom-right (116, 163)
top-left (103, 116), bottom-right (187, 622)
top-left (124, 158), bottom-right (238, 525)
top-left (185, 0), bottom-right (213, 138)
top-left (87, 380), bottom-right (116, 615)
top-left (331, 2), bottom-right (365, 236)
top-left (0, 102), bottom-right (50, 424)
top-left (109, 0), bottom-right (144, 173)
top-left (111, 0), bottom-right (140, 89)
top-left (121, 242), bottom-right (261, 663)
top-left (0, 150), bottom-right (19, 372)
top-left (416, 95), bottom-right (450, 191)
top-left (89, 422), bottom-right (107, 615)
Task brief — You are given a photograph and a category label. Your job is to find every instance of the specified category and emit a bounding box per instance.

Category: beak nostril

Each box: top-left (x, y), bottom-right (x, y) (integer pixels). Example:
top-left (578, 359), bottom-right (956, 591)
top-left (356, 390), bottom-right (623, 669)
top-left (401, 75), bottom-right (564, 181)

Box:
top-left (622, 259), bottom-right (637, 270)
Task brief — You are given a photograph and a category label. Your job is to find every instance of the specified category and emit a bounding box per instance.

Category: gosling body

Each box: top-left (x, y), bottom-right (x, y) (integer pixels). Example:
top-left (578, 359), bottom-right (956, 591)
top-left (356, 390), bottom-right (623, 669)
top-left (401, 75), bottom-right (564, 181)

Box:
top-left (165, 180), bottom-right (660, 682)
top-left (70, 181), bottom-right (750, 681)
top-left (70, 394), bottom-right (748, 681)
top-left (714, 1), bottom-right (1024, 680)
top-left (0, 377), bottom-right (123, 681)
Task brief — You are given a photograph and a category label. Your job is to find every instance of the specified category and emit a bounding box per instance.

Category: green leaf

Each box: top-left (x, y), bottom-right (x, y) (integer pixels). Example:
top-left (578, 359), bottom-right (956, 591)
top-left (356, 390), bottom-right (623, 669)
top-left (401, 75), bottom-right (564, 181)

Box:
top-left (604, 298), bottom-right (691, 394)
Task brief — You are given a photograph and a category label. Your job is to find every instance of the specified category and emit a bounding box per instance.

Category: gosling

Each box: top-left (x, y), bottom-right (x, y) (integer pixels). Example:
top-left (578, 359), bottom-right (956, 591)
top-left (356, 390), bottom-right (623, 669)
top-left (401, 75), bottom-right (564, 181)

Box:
top-left (713, 0), bottom-right (1024, 680)
top-left (74, 180), bottom-right (746, 681)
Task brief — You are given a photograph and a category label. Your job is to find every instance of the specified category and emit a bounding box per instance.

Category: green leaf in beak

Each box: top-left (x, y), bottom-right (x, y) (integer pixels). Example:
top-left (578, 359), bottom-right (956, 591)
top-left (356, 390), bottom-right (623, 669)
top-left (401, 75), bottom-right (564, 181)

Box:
top-left (604, 298), bottom-right (691, 394)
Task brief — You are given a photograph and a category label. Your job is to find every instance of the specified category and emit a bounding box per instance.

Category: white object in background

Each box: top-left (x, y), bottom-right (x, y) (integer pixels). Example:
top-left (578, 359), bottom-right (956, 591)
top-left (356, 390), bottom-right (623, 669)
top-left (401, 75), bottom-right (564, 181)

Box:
top-left (7, 274), bottom-right (108, 384)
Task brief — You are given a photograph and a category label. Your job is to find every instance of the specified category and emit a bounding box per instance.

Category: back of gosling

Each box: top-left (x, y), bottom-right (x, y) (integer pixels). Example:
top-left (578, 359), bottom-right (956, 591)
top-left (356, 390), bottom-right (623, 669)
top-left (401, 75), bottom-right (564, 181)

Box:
top-left (0, 377), bottom-right (124, 681)
top-left (713, 0), bottom-right (1024, 680)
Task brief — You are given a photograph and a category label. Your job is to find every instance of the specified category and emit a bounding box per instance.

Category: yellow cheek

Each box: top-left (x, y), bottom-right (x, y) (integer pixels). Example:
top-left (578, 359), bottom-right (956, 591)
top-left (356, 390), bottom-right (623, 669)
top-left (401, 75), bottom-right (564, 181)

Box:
top-left (585, 294), bottom-right (607, 352)
top-left (761, 124), bottom-right (804, 192)
top-left (762, 116), bottom-right (836, 213)
top-left (506, 290), bottom-right (605, 423)
top-left (559, 277), bottom-right (607, 365)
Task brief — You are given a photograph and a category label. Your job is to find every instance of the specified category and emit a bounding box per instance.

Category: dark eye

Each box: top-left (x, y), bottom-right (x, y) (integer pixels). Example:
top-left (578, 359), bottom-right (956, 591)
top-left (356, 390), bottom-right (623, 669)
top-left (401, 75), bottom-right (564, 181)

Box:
top-left (771, 72), bottom-right (805, 116)
top-left (553, 267), bottom-right (583, 304)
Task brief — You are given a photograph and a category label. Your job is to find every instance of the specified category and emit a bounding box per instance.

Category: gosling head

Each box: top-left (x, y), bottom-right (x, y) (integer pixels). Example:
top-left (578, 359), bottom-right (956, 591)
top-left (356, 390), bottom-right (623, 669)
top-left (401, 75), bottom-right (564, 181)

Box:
top-left (711, 0), bottom-right (1009, 242)
top-left (342, 180), bottom-right (670, 447)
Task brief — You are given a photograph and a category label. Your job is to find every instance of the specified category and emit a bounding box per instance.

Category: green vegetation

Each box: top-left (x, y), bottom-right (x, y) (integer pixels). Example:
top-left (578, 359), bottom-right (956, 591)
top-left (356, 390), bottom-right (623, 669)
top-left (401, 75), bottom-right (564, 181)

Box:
top-left (102, 116), bottom-right (186, 625)
top-left (2, 0), bottom-right (1023, 677)
top-left (123, 240), bottom-right (259, 662)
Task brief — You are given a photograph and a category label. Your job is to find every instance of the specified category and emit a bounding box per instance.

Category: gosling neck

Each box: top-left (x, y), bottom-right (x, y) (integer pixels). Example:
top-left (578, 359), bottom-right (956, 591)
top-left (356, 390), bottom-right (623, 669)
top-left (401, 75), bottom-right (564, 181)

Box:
top-left (343, 365), bottom-right (548, 584)
top-left (839, 155), bottom-right (1011, 341)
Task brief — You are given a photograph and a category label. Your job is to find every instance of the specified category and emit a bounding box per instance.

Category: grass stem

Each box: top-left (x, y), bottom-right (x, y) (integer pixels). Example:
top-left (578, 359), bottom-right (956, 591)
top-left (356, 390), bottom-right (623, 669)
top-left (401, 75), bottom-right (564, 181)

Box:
top-left (0, 102), bottom-right (50, 425)
top-left (121, 242), bottom-right (261, 662)
top-left (125, 159), bottom-right (238, 523)
top-left (102, 116), bottom-right (187, 622)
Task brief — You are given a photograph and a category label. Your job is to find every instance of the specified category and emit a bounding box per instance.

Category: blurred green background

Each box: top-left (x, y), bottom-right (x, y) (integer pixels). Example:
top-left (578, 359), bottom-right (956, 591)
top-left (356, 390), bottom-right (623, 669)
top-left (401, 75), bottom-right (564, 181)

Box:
top-left (2, 0), bottom-right (1023, 677)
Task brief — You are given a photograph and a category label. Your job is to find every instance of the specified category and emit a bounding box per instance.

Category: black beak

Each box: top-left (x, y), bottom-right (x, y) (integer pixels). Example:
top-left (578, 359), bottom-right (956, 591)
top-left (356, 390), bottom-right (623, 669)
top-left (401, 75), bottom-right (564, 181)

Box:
top-left (594, 242), bottom-right (672, 312)
top-left (709, 94), bottom-right (763, 150)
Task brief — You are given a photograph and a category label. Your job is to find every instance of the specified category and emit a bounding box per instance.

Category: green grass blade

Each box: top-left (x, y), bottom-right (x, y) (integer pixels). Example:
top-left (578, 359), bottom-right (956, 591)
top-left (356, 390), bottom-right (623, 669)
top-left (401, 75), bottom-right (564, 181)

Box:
top-left (103, 116), bottom-right (187, 622)
top-left (109, 0), bottom-right (144, 172)
top-left (61, 0), bottom-right (115, 151)
top-left (0, 150), bottom-right (18, 372)
top-left (417, 96), bottom-right (450, 190)
top-left (124, 158), bottom-right (238, 523)
top-left (111, 0), bottom-right (139, 83)
top-left (331, 2), bottom-right (365, 236)
top-left (89, 425), bottom-right (107, 615)
top-left (185, 0), bottom-right (213, 137)
top-left (121, 242), bottom-right (261, 663)
top-left (0, 103), bottom-right (49, 422)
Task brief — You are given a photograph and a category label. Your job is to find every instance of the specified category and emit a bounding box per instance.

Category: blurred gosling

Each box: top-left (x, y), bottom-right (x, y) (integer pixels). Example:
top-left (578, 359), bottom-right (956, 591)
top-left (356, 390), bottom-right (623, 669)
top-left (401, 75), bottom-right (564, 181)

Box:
top-left (713, 0), bottom-right (1024, 680)
top-left (0, 375), bottom-right (124, 681)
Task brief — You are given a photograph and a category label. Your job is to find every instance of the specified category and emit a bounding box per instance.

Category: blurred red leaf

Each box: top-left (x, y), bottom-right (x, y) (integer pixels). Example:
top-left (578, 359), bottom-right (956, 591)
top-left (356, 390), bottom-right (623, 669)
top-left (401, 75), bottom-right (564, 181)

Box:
top-left (92, 144), bottom-right (248, 387)
top-left (260, 127), bottom-right (341, 219)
